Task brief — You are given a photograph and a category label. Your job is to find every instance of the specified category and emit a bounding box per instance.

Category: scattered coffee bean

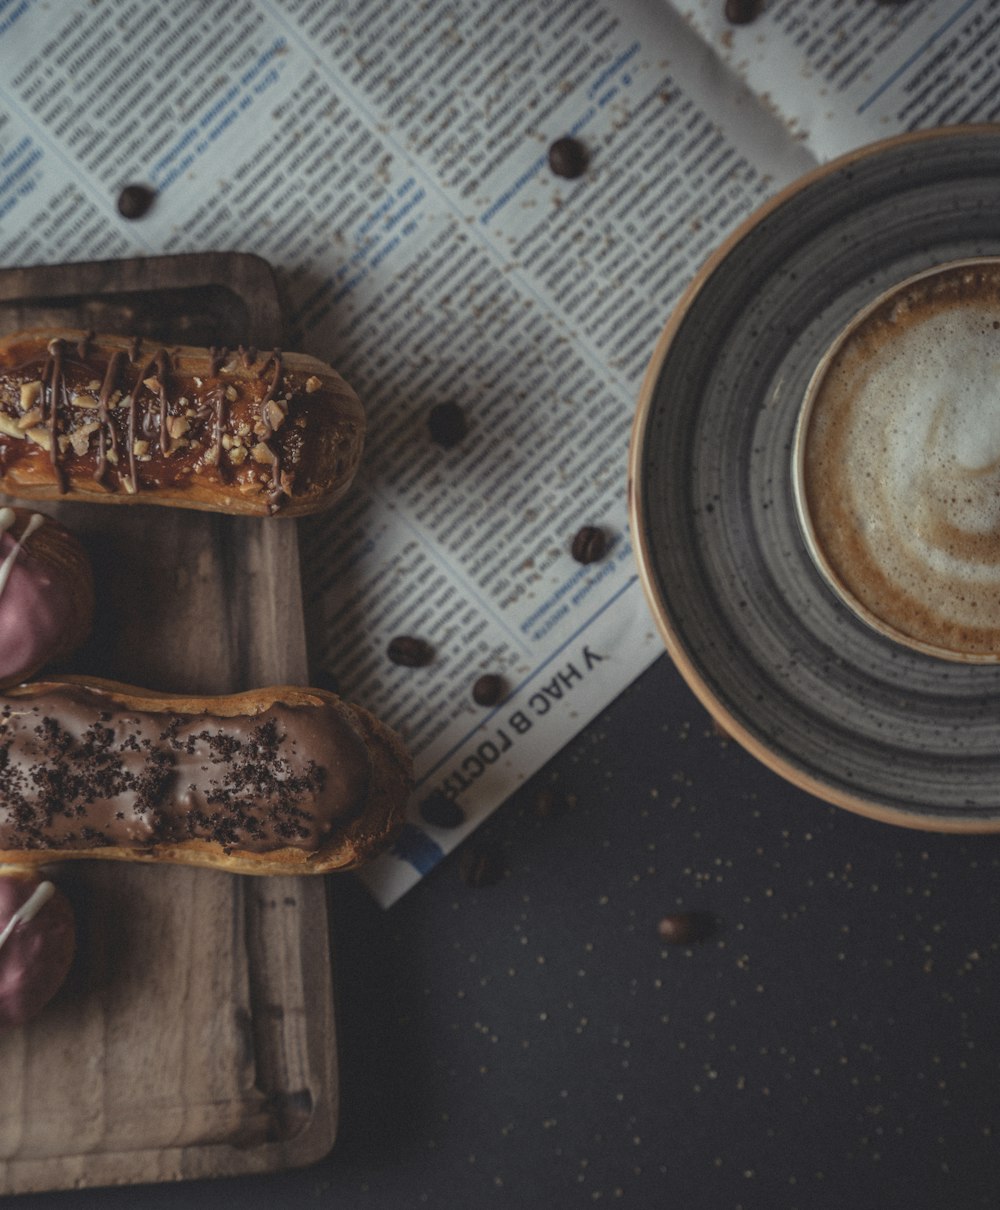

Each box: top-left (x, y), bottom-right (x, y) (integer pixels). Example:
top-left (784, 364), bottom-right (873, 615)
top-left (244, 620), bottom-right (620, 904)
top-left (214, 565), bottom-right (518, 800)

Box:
top-left (657, 913), bottom-right (697, 944)
top-left (419, 791), bottom-right (466, 829)
top-left (571, 525), bottom-right (607, 564)
top-left (116, 184), bottom-right (156, 219)
top-left (460, 842), bottom-right (505, 888)
top-left (387, 635), bottom-right (434, 667)
top-left (659, 911), bottom-right (718, 944)
top-left (428, 401), bottom-right (467, 448)
top-left (472, 673), bottom-right (505, 707)
top-left (724, 0), bottom-right (760, 22)
top-left (547, 135), bottom-right (589, 180)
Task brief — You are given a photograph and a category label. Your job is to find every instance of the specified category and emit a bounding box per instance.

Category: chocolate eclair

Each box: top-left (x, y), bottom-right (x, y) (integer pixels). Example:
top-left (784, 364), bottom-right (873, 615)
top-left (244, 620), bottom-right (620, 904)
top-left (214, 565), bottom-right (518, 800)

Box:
top-left (0, 679), bottom-right (412, 874)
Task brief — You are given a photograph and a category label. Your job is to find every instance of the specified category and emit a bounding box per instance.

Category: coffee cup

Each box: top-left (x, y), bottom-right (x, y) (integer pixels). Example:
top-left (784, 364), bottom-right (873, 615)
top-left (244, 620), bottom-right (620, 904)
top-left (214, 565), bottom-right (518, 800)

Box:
top-left (793, 257), bottom-right (1000, 662)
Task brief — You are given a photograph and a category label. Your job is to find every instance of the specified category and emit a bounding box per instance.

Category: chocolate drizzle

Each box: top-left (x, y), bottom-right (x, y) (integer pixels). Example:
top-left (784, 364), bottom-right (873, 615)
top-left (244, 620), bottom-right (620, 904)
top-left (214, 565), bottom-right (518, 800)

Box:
top-left (258, 349), bottom-right (286, 513)
top-left (208, 345), bottom-right (228, 377)
top-left (125, 352), bottom-right (151, 494)
top-left (213, 386), bottom-right (229, 484)
top-left (94, 350), bottom-right (125, 484)
top-left (260, 348), bottom-right (284, 406)
top-left (207, 346), bottom-right (230, 484)
top-left (41, 340), bottom-right (67, 494)
top-left (154, 348), bottom-right (171, 457)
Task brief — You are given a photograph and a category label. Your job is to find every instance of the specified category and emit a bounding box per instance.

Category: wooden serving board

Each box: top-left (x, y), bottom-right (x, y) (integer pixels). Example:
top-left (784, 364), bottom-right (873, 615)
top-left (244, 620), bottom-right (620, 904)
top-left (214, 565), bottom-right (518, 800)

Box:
top-left (0, 254), bottom-right (338, 1193)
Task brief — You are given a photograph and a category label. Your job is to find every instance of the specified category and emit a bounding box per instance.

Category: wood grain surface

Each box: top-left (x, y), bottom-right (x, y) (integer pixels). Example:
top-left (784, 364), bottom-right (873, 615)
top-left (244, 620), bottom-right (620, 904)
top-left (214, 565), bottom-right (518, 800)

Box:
top-left (0, 255), bottom-right (338, 1194)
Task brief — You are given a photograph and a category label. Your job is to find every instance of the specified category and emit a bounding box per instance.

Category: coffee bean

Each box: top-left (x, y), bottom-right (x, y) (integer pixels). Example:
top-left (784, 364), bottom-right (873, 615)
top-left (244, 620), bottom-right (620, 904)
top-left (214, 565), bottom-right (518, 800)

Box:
top-left (460, 842), bottom-right (504, 887)
top-left (571, 525), bottom-right (607, 564)
top-left (657, 913), bottom-right (696, 944)
top-left (116, 184), bottom-right (156, 219)
top-left (387, 635), bottom-right (434, 667)
top-left (419, 791), bottom-right (465, 829)
top-left (428, 401), bottom-right (467, 448)
top-left (547, 135), bottom-right (589, 180)
top-left (472, 674), bottom-right (505, 707)
top-left (724, 0), bottom-right (760, 22)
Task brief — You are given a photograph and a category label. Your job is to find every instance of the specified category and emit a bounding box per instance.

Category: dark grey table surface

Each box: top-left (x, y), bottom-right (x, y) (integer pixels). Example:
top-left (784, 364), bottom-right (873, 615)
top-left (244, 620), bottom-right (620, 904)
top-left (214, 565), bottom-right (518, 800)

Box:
top-left (10, 648), bottom-right (1000, 1209)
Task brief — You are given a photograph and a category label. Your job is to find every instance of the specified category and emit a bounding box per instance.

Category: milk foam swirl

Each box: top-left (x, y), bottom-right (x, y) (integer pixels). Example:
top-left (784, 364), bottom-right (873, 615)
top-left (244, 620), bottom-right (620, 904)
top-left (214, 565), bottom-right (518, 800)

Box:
top-left (796, 260), bottom-right (1000, 659)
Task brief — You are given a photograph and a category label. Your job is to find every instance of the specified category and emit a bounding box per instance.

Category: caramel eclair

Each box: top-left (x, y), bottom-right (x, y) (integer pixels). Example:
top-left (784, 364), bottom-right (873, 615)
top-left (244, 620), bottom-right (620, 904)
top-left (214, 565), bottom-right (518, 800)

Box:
top-left (0, 330), bottom-right (365, 517)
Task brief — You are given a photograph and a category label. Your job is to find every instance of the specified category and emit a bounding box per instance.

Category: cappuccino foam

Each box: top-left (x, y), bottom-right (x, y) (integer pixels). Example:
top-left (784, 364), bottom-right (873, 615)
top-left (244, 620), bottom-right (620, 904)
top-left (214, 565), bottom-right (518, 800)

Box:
top-left (798, 261), bottom-right (1000, 658)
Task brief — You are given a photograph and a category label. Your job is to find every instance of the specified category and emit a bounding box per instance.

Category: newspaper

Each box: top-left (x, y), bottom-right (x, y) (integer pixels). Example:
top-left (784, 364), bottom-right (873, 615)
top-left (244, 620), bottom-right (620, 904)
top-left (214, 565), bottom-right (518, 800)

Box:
top-left (0, 0), bottom-right (990, 905)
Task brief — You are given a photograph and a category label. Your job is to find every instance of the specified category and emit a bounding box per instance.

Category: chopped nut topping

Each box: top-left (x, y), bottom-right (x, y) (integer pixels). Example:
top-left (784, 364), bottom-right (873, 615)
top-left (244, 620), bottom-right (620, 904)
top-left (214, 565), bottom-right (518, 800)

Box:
top-left (221, 433), bottom-right (234, 450)
top-left (19, 381), bottom-right (41, 410)
top-left (17, 407), bottom-right (41, 430)
top-left (225, 386), bottom-right (238, 401)
top-left (227, 444), bottom-right (248, 466)
top-left (144, 376), bottom-right (162, 393)
top-left (72, 393), bottom-right (99, 409)
top-left (305, 375), bottom-right (322, 393)
top-left (26, 426), bottom-right (52, 451)
top-left (121, 473), bottom-right (137, 495)
top-left (106, 447), bottom-right (119, 465)
top-left (70, 421), bottom-right (100, 455)
top-left (133, 438), bottom-right (150, 457)
top-left (0, 415), bottom-right (27, 440)
top-left (86, 379), bottom-right (101, 390)
top-left (252, 441), bottom-right (277, 464)
top-left (264, 400), bottom-right (286, 430)
top-left (167, 415), bottom-right (190, 439)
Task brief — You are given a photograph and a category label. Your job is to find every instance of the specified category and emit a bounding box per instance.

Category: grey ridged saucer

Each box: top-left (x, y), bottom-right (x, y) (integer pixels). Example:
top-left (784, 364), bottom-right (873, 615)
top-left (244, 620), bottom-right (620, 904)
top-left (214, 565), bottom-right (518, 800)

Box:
top-left (630, 125), bottom-right (1000, 832)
